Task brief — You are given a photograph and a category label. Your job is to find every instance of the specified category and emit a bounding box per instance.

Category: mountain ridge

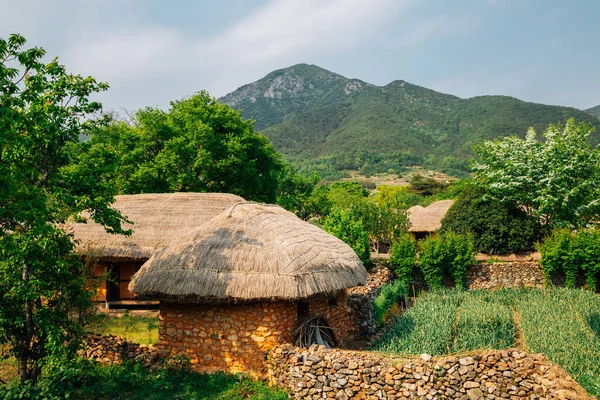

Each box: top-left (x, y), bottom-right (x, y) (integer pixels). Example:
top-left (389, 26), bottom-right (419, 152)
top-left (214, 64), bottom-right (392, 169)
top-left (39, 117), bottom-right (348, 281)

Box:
top-left (220, 64), bottom-right (599, 178)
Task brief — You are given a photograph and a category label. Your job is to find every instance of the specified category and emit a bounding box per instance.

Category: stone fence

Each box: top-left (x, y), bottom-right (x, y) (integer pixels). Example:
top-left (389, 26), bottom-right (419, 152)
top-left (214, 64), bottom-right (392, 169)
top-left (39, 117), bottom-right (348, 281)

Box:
top-left (267, 344), bottom-right (592, 399)
top-left (80, 334), bottom-right (159, 367)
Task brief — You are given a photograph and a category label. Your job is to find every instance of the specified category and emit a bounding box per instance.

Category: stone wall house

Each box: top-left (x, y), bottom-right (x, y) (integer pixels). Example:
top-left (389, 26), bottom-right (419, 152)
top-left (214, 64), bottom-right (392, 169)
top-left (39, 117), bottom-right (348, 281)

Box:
top-left (129, 202), bottom-right (368, 377)
top-left (65, 192), bottom-right (243, 305)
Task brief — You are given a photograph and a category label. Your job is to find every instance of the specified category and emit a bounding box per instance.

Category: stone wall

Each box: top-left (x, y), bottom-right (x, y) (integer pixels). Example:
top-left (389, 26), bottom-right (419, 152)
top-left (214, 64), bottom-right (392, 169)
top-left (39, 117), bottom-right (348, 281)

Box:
top-left (267, 344), bottom-right (593, 399)
top-left (80, 334), bottom-right (158, 367)
top-left (307, 293), bottom-right (355, 346)
top-left (467, 262), bottom-right (544, 290)
top-left (158, 301), bottom-right (296, 376)
top-left (346, 263), bottom-right (394, 339)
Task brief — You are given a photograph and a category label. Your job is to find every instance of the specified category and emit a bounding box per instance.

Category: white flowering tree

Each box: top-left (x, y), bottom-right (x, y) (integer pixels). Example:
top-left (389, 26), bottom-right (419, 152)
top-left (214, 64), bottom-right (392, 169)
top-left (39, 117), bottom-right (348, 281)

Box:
top-left (473, 118), bottom-right (600, 229)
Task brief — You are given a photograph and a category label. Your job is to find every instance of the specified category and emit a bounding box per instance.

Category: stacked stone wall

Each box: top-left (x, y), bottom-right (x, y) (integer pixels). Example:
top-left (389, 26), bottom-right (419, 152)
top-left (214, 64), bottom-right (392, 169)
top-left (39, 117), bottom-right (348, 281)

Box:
top-left (267, 344), bottom-right (592, 399)
top-left (159, 301), bottom-right (296, 376)
top-left (80, 334), bottom-right (158, 367)
top-left (307, 294), bottom-right (355, 345)
top-left (467, 262), bottom-right (544, 290)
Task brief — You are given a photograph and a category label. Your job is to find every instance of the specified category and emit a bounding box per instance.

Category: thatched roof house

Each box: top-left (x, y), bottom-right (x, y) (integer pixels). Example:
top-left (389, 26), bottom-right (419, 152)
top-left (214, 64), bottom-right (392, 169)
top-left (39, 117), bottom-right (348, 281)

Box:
top-left (129, 202), bottom-right (368, 376)
top-left (130, 202), bottom-right (366, 301)
top-left (408, 200), bottom-right (455, 235)
top-left (68, 192), bottom-right (244, 260)
top-left (66, 192), bottom-right (244, 303)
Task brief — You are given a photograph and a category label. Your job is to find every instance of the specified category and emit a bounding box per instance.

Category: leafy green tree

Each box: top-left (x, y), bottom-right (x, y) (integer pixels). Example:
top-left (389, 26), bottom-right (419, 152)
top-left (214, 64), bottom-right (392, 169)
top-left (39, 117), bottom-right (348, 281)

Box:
top-left (326, 181), bottom-right (369, 210)
top-left (86, 91), bottom-right (284, 202)
top-left (417, 232), bottom-right (475, 289)
top-left (275, 165), bottom-right (331, 220)
top-left (321, 208), bottom-right (370, 266)
top-left (372, 185), bottom-right (423, 209)
top-left (440, 185), bottom-right (542, 254)
top-left (0, 34), bottom-right (128, 383)
top-left (473, 119), bottom-right (600, 228)
top-left (352, 201), bottom-right (409, 253)
top-left (389, 234), bottom-right (417, 286)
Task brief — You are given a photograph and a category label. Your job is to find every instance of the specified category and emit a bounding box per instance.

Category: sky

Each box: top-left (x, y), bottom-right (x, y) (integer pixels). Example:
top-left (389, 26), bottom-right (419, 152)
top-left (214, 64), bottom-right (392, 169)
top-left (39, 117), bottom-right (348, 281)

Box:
top-left (2, 0), bottom-right (599, 113)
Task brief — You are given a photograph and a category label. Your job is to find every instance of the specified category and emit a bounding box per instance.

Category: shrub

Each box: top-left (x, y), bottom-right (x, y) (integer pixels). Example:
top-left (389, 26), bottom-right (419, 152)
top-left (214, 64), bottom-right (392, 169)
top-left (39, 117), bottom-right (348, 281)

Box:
top-left (372, 280), bottom-right (408, 325)
top-left (321, 208), bottom-right (370, 265)
top-left (440, 185), bottom-right (542, 254)
top-left (539, 228), bottom-right (600, 289)
top-left (389, 234), bottom-right (417, 287)
top-left (417, 232), bottom-right (474, 289)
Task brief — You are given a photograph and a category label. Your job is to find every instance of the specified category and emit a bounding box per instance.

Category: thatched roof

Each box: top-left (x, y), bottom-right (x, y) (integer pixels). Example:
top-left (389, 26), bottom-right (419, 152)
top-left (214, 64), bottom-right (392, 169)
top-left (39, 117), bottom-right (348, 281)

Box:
top-left (66, 193), bottom-right (244, 260)
top-left (408, 200), bottom-right (455, 233)
top-left (129, 202), bottom-right (367, 302)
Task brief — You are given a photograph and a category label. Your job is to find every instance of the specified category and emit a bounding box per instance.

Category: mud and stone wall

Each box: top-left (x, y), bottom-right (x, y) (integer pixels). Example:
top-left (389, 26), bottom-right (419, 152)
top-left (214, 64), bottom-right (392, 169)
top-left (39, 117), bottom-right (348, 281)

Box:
top-left (158, 301), bottom-right (296, 376)
top-left (267, 344), bottom-right (593, 399)
top-left (307, 293), bottom-right (355, 346)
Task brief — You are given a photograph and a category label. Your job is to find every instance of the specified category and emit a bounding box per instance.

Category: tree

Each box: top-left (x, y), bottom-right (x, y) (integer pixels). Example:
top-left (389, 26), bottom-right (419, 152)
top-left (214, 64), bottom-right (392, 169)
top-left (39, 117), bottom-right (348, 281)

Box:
top-left (0, 34), bottom-right (128, 383)
top-left (473, 119), bottom-right (600, 229)
top-left (85, 91), bottom-right (284, 202)
top-left (440, 185), bottom-right (542, 254)
top-left (275, 165), bottom-right (330, 220)
top-left (321, 208), bottom-right (370, 266)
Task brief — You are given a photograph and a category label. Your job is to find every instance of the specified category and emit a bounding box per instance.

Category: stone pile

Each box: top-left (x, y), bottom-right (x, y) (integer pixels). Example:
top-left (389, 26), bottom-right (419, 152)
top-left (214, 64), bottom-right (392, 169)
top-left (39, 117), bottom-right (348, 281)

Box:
top-left (346, 263), bottom-right (394, 339)
top-left (80, 334), bottom-right (159, 367)
top-left (467, 262), bottom-right (544, 290)
top-left (267, 344), bottom-right (592, 399)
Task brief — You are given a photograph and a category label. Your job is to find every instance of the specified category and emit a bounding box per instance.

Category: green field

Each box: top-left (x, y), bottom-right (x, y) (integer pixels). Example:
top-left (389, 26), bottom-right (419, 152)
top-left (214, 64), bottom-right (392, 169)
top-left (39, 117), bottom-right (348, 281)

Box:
top-left (87, 312), bottom-right (159, 345)
top-left (371, 288), bottom-right (600, 397)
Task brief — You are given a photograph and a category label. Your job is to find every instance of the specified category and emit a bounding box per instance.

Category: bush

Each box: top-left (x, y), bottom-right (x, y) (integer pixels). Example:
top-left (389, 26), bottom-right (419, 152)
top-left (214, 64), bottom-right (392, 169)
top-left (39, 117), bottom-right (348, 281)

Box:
top-left (440, 185), bottom-right (542, 254)
top-left (372, 280), bottom-right (408, 325)
top-left (417, 232), bottom-right (475, 289)
top-left (389, 234), bottom-right (417, 286)
top-left (540, 228), bottom-right (600, 289)
top-left (321, 208), bottom-right (370, 265)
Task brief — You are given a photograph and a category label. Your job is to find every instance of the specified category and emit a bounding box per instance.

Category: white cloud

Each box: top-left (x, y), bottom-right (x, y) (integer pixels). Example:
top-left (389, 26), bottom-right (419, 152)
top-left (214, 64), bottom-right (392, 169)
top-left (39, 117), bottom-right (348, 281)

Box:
top-left (402, 13), bottom-right (480, 46)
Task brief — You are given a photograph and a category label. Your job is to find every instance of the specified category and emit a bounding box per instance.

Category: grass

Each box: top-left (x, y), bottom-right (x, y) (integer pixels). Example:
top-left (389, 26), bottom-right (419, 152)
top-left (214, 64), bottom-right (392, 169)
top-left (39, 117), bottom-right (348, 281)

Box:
top-left (0, 361), bottom-right (287, 400)
top-left (86, 312), bottom-right (159, 345)
top-left (372, 287), bottom-right (600, 398)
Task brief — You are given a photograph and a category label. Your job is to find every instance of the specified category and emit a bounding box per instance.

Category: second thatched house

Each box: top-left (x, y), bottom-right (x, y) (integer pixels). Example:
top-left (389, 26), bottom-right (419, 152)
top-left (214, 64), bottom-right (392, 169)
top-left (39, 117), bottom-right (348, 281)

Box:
top-left (66, 192), bottom-right (244, 305)
top-left (407, 200), bottom-right (455, 239)
top-left (129, 202), bottom-right (368, 376)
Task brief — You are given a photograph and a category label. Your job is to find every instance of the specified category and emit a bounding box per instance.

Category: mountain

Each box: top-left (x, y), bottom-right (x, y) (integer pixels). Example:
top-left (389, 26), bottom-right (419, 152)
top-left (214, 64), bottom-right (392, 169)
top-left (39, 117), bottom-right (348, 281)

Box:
top-left (585, 105), bottom-right (600, 119)
top-left (221, 64), bottom-right (600, 179)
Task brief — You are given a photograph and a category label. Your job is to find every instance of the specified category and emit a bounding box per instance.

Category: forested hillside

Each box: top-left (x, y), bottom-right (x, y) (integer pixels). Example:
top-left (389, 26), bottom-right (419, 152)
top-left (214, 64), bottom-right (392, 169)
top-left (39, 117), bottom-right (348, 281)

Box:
top-left (221, 64), bottom-right (599, 178)
top-left (586, 105), bottom-right (600, 119)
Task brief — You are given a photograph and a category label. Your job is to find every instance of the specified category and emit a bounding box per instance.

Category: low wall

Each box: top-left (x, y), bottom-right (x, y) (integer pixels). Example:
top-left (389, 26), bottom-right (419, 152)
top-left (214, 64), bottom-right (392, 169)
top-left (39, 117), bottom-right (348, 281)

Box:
top-left (467, 261), bottom-right (545, 290)
top-left (80, 334), bottom-right (158, 367)
top-left (267, 344), bottom-right (592, 399)
top-left (346, 263), bottom-right (394, 339)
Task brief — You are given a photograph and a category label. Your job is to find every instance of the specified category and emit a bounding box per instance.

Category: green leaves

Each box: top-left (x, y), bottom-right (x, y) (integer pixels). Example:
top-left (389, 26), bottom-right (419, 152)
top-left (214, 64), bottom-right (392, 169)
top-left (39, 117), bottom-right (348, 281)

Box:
top-left (474, 119), bottom-right (600, 229)
top-left (321, 208), bottom-right (371, 266)
top-left (0, 33), bottom-right (127, 383)
top-left (85, 91), bottom-right (284, 202)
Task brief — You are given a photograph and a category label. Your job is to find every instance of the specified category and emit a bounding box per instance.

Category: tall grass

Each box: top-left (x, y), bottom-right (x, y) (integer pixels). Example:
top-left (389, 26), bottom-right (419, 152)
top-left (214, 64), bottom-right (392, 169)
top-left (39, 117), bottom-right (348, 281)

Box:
top-left (452, 296), bottom-right (515, 352)
top-left (371, 290), bottom-right (462, 355)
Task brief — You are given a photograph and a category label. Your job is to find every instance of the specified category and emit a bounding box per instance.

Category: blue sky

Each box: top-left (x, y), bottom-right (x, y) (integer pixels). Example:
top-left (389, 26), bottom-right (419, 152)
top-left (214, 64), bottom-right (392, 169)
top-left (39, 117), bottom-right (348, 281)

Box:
top-left (2, 0), bottom-right (598, 112)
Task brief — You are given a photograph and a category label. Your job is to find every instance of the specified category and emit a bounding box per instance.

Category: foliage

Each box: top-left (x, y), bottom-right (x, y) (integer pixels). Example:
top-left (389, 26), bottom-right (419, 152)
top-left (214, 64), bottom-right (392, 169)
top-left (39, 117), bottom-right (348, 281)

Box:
top-left (0, 34), bottom-right (128, 383)
top-left (407, 174), bottom-right (450, 197)
top-left (86, 91), bottom-right (283, 202)
top-left (372, 280), bottom-right (408, 326)
top-left (440, 184), bottom-right (542, 254)
top-left (539, 228), bottom-right (600, 289)
top-left (275, 165), bottom-right (329, 220)
top-left (372, 185), bottom-right (423, 209)
top-left (351, 201), bottom-right (409, 253)
top-left (86, 313), bottom-right (159, 346)
top-left (221, 64), bottom-right (600, 180)
top-left (326, 181), bottom-right (368, 210)
top-left (389, 235), bottom-right (417, 286)
top-left (417, 233), bottom-right (475, 289)
top-left (0, 359), bottom-right (287, 399)
top-left (321, 209), bottom-right (370, 265)
top-left (473, 119), bottom-right (600, 229)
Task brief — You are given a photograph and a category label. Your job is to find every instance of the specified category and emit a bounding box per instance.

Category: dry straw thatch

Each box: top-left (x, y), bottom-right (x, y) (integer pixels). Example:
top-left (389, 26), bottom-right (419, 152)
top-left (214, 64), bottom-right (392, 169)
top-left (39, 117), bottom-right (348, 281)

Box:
top-left (65, 192), bottom-right (244, 260)
top-left (408, 200), bottom-right (455, 233)
top-left (130, 202), bottom-right (367, 302)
